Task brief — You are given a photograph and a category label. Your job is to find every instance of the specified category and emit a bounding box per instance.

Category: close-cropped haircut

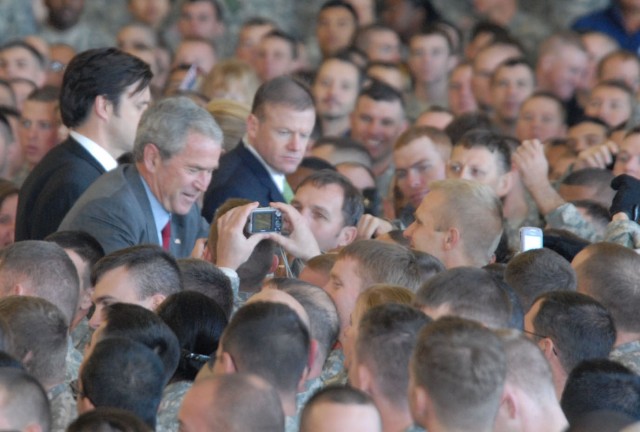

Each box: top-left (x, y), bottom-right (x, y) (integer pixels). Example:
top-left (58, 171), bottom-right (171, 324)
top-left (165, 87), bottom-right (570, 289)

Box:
top-left (0, 240), bottom-right (79, 326)
top-left (416, 267), bottom-right (512, 328)
top-left (561, 167), bottom-right (614, 192)
top-left (319, 0), bottom-right (358, 24)
top-left (318, 52), bottom-right (365, 87)
top-left (491, 57), bottom-right (534, 86)
top-left (268, 277), bottom-right (340, 361)
top-left (411, 317), bottom-right (506, 430)
top-left (45, 230), bottom-right (105, 268)
top-left (133, 96), bottom-right (223, 162)
top-left (251, 75), bottom-right (314, 119)
top-left (495, 330), bottom-right (557, 404)
top-left (301, 385), bottom-right (377, 431)
top-left (597, 50), bottom-right (640, 80)
top-left (523, 91), bottom-right (567, 124)
top-left (262, 29), bottom-right (299, 59)
top-left (311, 136), bottom-right (372, 167)
top-left (0, 367), bottom-right (50, 432)
top-left (81, 338), bottom-right (165, 429)
top-left (355, 23), bottom-right (397, 51)
top-left (429, 179), bottom-right (504, 266)
top-left (573, 242), bottom-right (640, 333)
top-left (532, 291), bottom-right (616, 374)
top-left (339, 240), bottom-right (423, 293)
top-left (394, 125), bottom-right (452, 162)
top-left (357, 79), bottom-right (405, 109)
top-left (356, 304), bottom-right (430, 404)
top-left (100, 303), bottom-right (180, 386)
top-left (0, 40), bottom-right (46, 69)
top-left (177, 258), bottom-right (233, 319)
top-left (91, 245), bottom-right (183, 300)
top-left (297, 169), bottom-right (364, 227)
top-left (560, 359), bottom-right (640, 425)
top-left (504, 247), bottom-right (577, 311)
top-left (444, 111), bottom-right (495, 145)
top-left (221, 301), bottom-right (310, 394)
top-left (60, 47), bottom-right (152, 128)
top-left (197, 374), bottom-right (285, 432)
top-left (26, 85), bottom-right (60, 104)
top-left (539, 31), bottom-right (587, 60)
top-left (0, 296), bottom-right (68, 388)
top-left (410, 25), bottom-right (453, 53)
top-left (67, 407), bottom-right (152, 432)
top-left (181, 0), bottom-right (224, 21)
top-left (156, 291), bottom-right (228, 381)
top-left (455, 129), bottom-right (512, 174)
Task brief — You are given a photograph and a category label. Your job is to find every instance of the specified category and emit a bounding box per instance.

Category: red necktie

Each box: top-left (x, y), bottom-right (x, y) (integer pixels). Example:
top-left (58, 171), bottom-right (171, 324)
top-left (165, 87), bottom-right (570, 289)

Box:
top-left (162, 221), bottom-right (171, 251)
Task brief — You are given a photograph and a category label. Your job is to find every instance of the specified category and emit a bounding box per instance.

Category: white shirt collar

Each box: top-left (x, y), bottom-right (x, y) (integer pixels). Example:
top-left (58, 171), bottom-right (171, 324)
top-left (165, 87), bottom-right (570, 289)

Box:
top-left (244, 138), bottom-right (285, 193)
top-left (69, 130), bottom-right (118, 171)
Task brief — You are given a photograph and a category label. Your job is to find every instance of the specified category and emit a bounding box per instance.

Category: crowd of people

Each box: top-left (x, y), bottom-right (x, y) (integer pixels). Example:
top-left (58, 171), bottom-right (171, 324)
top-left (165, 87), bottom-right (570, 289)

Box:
top-left (0, 0), bottom-right (640, 431)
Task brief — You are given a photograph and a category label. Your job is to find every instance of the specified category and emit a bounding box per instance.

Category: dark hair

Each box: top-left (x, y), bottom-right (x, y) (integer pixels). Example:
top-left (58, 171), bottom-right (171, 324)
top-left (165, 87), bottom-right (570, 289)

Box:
top-left (297, 169), bottom-right (364, 227)
top-left (251, 75), bottom-right (314, 118)
top-left (156, 291), bottom-right (228, 381)
top-left (221, 302), bottom-right (310, 394)
top-left (91, 245), bottom-right (183, 299)
top-left (319, 51), bottom-right (366, 87)
top-left (455, 129), bottom-right (512, 174)
top-left (532, 291), bottom-right (616, 373)
top-left (0, 40), bottom-right (46, 69)
top-left (470, 20), bottom-right (510, 42)
top-left (416, 267), bottom-right (512, 328)
top-left (44, 230), bottom-right (105, 267)
top-left (182, 0), bottom-right (224, 21)
top-left (68, 407), bottom-right (152, 432)
top-left (358, 79), bottom-right (404, 109)
top-left (177, 258), bottom-right (233, 319)
top-left (561, 359), bottom-right (640, 425)
top-left (262, 29), bottom-right (299, 60)
top-left (0, 179), bottom-right (18, 209)
top-left (444, 112), bottom-right (495, 144)
top-left (356, 304), bottom-right (430, 401)
top-left (101, 303), bottom-right (180, 386)
top-left (504, 248), bottom-right (576, 311)
top-left (319, 0), bottom-right (359, 24)
top-left (60, 48), bottom-right (152, 127)
top-left (81, 338), bottom-right (165, 429)
top-left (523, 91), bottom-right (567, 124)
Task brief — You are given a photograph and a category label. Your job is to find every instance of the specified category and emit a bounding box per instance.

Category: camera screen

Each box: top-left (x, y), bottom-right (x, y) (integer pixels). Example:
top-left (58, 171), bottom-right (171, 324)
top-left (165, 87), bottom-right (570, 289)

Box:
top-left (253, 212), bottom-right (274, 232)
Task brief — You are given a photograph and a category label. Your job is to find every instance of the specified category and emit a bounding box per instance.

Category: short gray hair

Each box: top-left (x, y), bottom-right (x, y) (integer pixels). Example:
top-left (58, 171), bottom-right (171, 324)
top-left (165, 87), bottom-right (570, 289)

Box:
top-left (133, 96), bottom-right (223, 162)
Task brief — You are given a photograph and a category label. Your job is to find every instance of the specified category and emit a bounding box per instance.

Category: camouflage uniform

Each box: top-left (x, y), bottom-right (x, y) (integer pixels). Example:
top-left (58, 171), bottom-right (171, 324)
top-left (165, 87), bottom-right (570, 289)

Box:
top-left (0, 0), bottom-right (37, 44)
top-left (504, 193), bottom-right (544, 252)
top-left (296, 377), bottom-right (323, 418)
top-left (156, 380), bottom-right (193, 432)
top-left (65, 340), bottom-right (82, 383)
top-left (605, 219), bottom-right (640, 249)
top-left (546, 0), bottom-right (609, 30)
top-left (286, 414), bottom-right (300, 432)
top-left (49, 382), bottom-right (77, 432)
top-left (545, 203), bottom-right (602, 242)
top-left (404, 425), bottom-right (427, 432)
top-left (38, 21), bottom-right (114, 52)
top-left (71, 317), bottom-right (92, 354)
top-left (610, 341), bottom-right (640, 375)
top-left (320, 347), bottom-right (345, 384)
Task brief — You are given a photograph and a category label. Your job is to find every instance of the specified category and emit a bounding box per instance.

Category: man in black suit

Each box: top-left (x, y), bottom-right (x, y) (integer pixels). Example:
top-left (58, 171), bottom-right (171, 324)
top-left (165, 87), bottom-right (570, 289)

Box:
top-left (15, 47), bottom-right (152, 240)
top-left (202, 75), bottom-right (316, 222)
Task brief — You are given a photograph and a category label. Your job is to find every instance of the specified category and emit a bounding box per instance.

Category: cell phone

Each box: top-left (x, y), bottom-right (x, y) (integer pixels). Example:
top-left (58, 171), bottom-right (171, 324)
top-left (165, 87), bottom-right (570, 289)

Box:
top-left (245, 207), bottom-right (283, 234)
top-left (519, 227), bottom-right (543, 253)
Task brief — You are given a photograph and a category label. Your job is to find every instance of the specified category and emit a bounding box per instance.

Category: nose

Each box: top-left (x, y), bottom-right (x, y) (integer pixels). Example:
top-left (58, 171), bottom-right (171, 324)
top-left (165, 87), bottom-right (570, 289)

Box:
top-left (287, 134), bottom-right (304, 152)
top-left (195, 170), bottom-right (211, 192)
top-left (403, 222), bottom-right (415, 240)
top-left (88, 306), bottom-right (103, 329)
top-left (407, 170), bottom-right (422, 188)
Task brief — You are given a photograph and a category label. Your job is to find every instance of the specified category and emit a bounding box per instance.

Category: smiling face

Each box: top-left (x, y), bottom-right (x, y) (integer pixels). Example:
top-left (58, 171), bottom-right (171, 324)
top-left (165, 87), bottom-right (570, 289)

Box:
top-left (248, 103), bottom-right (316, 174)
top-left (146, 131), bottom-right (221, 215)
top-left (350, 95), bottom-right (406, 166)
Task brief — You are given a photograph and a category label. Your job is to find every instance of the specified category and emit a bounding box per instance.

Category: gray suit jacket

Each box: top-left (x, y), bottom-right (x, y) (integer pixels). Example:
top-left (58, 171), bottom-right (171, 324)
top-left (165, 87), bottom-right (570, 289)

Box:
top-left (59, 164), bottom-right (208, 257)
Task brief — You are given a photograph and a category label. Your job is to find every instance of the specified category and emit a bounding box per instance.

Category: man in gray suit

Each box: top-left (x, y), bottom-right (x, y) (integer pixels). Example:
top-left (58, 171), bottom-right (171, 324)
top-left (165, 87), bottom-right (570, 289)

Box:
top-left (60, 96), bottom-right (223, 257)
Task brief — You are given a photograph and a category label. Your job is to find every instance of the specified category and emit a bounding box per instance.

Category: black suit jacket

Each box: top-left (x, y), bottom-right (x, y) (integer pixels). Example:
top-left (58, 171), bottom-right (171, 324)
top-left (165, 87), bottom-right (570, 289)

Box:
top-left (15, 137), bottom-right (106, 241)
top-left (202, 141), bottom-right (285, 223)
